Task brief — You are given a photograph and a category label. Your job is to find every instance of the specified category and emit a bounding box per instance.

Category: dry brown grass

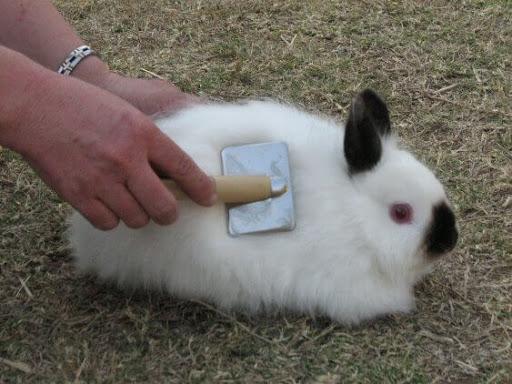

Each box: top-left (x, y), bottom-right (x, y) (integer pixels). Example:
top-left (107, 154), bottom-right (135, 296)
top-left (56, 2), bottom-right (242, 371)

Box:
top-left (1, 0), bottom-right (511, 382)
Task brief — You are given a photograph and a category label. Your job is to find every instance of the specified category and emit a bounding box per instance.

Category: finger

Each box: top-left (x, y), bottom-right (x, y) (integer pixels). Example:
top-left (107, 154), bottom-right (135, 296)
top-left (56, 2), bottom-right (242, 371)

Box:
top-left (141, 81), bottom-right (202, 115)
top-left (74, 198), bottom-right (120, 231)
top-left (180, 93), bottom-right (202, 106)
top-left (148, 131), bottom-right (216, 206)
top-left (159, 88), bottom-right (201, 110)
top-left (126, 165), bottom-right (179, 225)
top-left (99, 183), bottom-right (149, 229)
top-left (152, 95), bottom-right (200, 116)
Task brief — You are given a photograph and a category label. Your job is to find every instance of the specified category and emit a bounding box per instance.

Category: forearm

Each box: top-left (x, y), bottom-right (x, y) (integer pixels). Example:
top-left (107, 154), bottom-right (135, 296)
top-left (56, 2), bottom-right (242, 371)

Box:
top-left (1, 0), bottom-right (83, 69)
top-left (0, 0), bottom-right (109, 83)
top-left (0, 1), bottom-right (198, 117)
top-left (0, 45), bottom-right (50, 153)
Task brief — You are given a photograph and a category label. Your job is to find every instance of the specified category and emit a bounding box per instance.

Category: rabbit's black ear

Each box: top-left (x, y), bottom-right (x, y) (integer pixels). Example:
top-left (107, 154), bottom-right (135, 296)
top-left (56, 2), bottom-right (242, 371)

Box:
top-left (344, 89), bottom-right (391, 174)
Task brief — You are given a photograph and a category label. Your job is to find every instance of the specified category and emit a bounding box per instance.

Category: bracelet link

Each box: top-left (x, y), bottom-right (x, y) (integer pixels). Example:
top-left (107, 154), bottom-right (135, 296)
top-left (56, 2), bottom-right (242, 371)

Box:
top-left (57, 45), bottom-right (96, 76)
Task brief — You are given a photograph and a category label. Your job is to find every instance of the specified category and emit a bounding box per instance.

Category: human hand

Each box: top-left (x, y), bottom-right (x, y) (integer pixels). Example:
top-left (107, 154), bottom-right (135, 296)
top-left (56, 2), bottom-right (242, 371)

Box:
top-left (73, 56), bottom-right (200, 116)
top-left (100, 72), bottom-right (201, 116)
top-left (1, 54), bottom-right (216, 230)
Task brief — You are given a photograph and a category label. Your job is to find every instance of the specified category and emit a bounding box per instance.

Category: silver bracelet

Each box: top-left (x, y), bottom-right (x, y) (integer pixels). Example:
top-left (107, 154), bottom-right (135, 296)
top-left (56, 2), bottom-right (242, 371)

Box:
top-left (57, 45), bottom-right (96, 76)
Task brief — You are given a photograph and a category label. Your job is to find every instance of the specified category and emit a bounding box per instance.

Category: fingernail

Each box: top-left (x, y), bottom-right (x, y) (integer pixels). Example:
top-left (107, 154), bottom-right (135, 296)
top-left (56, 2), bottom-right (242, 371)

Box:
top-left (208, 192), bottom-right (218, 206)
top-left (207, 177), bottom-right (218, 206)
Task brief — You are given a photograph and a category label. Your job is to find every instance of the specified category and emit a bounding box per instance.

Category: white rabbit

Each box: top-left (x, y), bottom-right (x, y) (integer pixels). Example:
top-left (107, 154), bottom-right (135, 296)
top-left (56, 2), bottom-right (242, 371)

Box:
top-left (69, 89), bottom-right (458, 324)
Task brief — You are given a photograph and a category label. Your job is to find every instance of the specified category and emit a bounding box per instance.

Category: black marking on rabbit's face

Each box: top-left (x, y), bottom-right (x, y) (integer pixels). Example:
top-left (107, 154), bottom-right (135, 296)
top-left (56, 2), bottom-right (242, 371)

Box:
top-left (425, 202), bottom-right (458, 256)
top-left (344, 89), bottom-right (391, 174)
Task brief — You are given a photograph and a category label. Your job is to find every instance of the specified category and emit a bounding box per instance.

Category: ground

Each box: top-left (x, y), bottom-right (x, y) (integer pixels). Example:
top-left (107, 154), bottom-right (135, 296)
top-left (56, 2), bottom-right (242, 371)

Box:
top-left (1, 0), bottom-right (511, 383)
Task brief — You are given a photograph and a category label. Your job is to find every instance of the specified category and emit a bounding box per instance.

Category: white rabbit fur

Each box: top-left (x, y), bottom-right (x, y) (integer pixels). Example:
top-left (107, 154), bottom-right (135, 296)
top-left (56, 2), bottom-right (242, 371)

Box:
top-left (69, 90), bottom-right (457, 324)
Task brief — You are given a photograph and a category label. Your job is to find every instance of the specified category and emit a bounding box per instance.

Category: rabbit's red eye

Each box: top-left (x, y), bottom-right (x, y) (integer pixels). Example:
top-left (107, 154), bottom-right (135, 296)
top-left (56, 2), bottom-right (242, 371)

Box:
top-left (390, 203), bottom-right (413, 224)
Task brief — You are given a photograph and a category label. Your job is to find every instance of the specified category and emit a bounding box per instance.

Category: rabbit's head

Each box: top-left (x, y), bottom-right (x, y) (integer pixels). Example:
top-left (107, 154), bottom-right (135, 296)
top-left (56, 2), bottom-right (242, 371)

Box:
top-left (343, 90), bottom-right (458, 281)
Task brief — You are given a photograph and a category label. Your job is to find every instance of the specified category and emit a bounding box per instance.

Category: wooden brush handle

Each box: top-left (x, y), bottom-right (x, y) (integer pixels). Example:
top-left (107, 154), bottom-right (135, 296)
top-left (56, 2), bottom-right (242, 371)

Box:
top-left (161, 175), bottom-right (272, 203)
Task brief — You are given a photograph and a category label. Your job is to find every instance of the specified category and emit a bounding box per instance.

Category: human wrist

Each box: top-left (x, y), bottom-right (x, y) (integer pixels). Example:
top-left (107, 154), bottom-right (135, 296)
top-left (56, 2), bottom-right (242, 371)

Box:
top-left (69, 54), bottom-right (111, 88)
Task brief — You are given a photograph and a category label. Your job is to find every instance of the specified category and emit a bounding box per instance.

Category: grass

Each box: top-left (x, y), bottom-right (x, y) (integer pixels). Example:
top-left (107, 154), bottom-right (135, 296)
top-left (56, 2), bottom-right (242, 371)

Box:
top-left (1, 0), bottom-right (511, 382)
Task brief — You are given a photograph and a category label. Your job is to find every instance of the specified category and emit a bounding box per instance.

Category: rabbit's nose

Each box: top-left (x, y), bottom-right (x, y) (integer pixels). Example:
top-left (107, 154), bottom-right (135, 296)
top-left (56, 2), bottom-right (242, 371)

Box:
top-left (425, 202), bottom-right (458, 256)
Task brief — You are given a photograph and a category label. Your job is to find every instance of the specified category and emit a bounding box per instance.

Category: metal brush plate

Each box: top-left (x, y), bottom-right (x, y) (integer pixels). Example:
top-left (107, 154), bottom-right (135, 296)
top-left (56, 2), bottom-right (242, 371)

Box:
top-left (221, 142), bottom-right (295, 236)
